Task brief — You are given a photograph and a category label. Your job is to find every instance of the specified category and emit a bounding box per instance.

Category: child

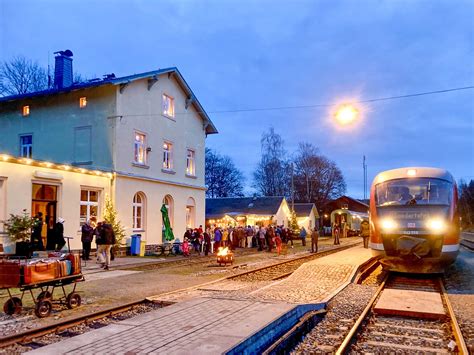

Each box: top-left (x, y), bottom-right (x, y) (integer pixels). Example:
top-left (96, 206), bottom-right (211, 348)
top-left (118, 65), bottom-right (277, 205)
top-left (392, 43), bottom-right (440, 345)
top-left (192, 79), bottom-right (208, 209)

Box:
top-left (275, 232), bottom-right (282, 256)
top-left (182, 238), bottom-right (190, 257)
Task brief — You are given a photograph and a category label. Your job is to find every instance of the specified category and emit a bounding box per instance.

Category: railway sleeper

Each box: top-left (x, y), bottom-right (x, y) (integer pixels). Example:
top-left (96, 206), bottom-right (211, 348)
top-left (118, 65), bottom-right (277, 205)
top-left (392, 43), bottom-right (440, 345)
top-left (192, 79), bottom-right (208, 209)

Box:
top-left (355, 340), bottom-right (450, 354)
top-left (362, 331), bottom-right (447, 347)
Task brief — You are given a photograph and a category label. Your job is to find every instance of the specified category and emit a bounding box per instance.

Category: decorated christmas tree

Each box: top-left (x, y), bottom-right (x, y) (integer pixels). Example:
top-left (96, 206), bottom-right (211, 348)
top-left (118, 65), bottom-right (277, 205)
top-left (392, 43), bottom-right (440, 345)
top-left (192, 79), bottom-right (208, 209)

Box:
top-left (103, 196), bottom-right (126, 252)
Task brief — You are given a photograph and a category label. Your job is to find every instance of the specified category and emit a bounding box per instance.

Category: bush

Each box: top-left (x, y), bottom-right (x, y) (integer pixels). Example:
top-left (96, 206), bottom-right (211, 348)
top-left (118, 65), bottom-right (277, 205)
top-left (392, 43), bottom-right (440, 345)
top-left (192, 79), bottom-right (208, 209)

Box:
top-left (2, 209), bottom-right (35, 242)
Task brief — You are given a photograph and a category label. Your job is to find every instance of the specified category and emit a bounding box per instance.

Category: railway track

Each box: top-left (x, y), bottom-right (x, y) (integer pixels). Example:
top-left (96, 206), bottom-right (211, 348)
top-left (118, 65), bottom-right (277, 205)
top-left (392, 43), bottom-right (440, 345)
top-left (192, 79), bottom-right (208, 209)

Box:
top-left (0, 242), bottom-right (360, 351)
top-left (336, 273), bottom-right (468, 354)
top-left (460, 238), bottom-right (474, 251)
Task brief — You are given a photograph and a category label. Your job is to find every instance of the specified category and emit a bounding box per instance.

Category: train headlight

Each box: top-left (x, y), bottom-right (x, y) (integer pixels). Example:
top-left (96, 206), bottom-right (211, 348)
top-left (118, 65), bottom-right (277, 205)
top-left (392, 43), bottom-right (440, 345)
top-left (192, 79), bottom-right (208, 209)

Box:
top-left (380, 218), bottom-right (397, 232)
top-left (427, 218), bottom-right (446, 233)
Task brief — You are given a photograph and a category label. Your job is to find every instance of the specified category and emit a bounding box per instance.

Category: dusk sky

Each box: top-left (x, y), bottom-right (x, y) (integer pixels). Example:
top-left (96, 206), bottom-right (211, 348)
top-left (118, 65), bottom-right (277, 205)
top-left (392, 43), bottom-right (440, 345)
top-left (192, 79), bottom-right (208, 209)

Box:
top-left (1, 0), bottom-right (473, 198)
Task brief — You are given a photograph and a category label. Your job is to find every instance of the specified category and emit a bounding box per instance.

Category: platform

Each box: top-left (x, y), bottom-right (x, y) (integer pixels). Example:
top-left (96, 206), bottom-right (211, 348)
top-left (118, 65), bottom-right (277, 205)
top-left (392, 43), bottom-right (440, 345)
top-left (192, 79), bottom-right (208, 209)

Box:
top-left (27, 245), bottom-right (372, 355)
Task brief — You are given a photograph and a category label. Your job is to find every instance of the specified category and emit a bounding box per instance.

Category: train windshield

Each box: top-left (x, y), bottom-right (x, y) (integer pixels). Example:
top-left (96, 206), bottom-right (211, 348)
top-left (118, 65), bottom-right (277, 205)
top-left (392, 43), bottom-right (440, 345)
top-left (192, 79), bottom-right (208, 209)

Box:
top-left (375, 178), bottom-right (452, 206)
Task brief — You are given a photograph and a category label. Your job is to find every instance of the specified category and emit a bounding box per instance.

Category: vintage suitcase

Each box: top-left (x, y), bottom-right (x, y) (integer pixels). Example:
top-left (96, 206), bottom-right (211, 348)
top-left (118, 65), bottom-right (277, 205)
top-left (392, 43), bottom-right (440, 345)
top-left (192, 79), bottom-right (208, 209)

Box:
top-left (57, 260), bottom-right (69, 277)
top-left (65, 260), bottom-right (72, 276)
top-left (0, 260), bottom-right (21, 288)
top-left (23, 260), bottom-right (60, 284)
top-left (66, 253), bottom-right (81, 275)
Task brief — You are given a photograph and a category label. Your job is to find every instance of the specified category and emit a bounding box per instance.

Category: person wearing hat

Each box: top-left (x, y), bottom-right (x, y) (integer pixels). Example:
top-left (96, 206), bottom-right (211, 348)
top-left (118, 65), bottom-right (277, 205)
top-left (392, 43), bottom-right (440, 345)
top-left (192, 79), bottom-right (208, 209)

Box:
top-left (55, 217), bottom-right (66, 251)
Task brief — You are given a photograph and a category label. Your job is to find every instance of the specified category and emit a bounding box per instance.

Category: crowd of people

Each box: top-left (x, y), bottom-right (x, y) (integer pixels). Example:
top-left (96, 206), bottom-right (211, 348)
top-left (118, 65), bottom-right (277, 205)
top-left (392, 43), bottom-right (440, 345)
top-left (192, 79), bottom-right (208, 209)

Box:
top-left (181, 224), bottom-right (321, 256)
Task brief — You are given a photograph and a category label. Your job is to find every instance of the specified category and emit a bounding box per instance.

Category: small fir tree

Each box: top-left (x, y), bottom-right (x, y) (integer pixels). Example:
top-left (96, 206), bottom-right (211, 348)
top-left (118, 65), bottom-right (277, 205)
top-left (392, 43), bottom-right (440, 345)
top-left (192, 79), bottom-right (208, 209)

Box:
top-left (103, 196), bottom-right (126, 251)
top-left (2, 209), bottom-right (35, 242)
top-left (289, 210), bottom-right (300, 234)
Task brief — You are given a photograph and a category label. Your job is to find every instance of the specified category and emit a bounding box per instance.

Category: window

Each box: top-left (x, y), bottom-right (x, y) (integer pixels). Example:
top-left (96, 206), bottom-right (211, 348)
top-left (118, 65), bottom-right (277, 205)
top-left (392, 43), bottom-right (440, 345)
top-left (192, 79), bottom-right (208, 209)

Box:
top-left (133, 192), bottom-right (145, 230)
top-left (163, 142), bottom-right (173, 170)
top-left (79, 97), bottom-right (87, 108)
top-left (20, 135), bottom-right (33, 158)
top-left (134, 132), bottom-right (146, 165)
top-left (186, 197), bottom-right (195, 228)
top-left (80, 189), bottom-right (99, 226)
top-left (162, 94), bottom-right (174, 118)
top-left (186, 149), bottom-right (195, 176)
top-left (22, 106), bottom-right (30, 116)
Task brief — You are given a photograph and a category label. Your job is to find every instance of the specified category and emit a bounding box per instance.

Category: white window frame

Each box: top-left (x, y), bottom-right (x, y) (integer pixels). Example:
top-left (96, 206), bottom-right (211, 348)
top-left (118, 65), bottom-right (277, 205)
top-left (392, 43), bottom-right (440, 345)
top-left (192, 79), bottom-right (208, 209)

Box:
top-left (133, 192), bottom-right (145, 231)
top-left (162, 93), bottom-right (175, 118)
top-left (19, 134), bottom-right (33, 158)
top-left (134, 131), bottom-right (147, 165)
top-left (186, 149), bottom-right (195, 176)
top-left (162, 141), bottom-right (173, 170)
top-left (80, 189), bottom-right (100, 226)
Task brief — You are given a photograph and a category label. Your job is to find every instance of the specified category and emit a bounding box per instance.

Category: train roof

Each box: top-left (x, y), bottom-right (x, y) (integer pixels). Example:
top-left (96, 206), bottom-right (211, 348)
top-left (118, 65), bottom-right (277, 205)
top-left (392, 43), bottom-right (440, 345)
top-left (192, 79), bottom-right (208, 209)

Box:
top-left (372, 167), bottom-right (455, 185)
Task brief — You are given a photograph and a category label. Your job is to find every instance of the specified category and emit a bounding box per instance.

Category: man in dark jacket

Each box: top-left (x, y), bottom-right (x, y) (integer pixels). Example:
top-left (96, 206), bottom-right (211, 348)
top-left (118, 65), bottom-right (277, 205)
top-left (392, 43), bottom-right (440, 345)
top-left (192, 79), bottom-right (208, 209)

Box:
top-left (81, 218), bottom-right (95, 260)
top-left (31, 212), bottom-right (44, 251)
top-left (55, 218), bottom-right (66, 251)
top-left (99, 223), bottom-right (115, 270)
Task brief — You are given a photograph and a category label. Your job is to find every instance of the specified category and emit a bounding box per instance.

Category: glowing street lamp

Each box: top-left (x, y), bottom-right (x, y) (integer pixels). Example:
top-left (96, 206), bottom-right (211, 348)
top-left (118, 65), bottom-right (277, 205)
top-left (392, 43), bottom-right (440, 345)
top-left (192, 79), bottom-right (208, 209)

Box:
top-left (334, 104), bottom-right (359, 126)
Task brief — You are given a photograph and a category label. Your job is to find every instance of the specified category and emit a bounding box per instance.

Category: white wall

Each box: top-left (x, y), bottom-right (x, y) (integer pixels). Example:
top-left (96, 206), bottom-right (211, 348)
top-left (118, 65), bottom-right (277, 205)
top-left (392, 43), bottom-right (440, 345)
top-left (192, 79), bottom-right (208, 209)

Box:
top-left (114, 175), bottom-right (205, 245)
top-left (0, 161), bottom-right (111, 250)
top-left (274, 199), bottom-right (292, 227)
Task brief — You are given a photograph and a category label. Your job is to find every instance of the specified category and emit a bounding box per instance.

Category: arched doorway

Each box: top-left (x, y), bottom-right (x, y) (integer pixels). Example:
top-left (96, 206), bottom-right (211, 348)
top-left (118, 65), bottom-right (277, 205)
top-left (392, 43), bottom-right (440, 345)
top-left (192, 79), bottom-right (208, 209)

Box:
top-left (162, 195), bottom-right (174, 227)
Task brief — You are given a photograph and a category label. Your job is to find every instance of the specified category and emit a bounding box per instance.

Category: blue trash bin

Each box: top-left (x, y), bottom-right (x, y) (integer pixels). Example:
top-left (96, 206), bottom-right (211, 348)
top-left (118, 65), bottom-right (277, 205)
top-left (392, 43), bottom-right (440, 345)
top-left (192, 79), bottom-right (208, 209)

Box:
top-left (131, 234), bottom-right (141, 255)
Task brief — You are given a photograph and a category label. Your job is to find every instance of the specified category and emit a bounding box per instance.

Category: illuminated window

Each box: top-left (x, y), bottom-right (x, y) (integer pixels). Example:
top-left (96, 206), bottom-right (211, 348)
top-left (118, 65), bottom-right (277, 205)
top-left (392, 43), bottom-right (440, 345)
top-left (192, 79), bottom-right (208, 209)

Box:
top-left (22, 106), bottom-right (30, 116)
top-left (134, 132), bottom-right (146, 165)
top-left (133, 192), bottom-right (145, 230)
top-left (163, 142), bottom-right (173, 170)
top-left (80, 189), bottom-right (99, 226)
top-left (162, 94), bottom-right (174, 118)
top-left (79, 97), bottom-right (87, 108)
top-left (19, 135), bottom-right (33, 158)
top-left (186, 149), bottom-right (195, 176)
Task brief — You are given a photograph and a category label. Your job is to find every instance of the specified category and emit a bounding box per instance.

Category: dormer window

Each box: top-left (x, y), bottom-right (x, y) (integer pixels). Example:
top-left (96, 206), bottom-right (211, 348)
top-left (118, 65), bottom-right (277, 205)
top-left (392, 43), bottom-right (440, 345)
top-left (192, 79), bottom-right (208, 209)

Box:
top-left (22, 106), bottom-right (30, 116)
top-left (79, 97), bottom-right (87, 108)
top-left (162, 94), bottom-right (175, 118)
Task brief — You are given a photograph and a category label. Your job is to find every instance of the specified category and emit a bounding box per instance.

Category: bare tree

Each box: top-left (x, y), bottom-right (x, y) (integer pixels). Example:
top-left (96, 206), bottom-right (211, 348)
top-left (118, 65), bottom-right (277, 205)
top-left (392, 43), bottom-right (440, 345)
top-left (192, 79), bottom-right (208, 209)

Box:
top-left (0, 56), bottom-right (48, 96)
top-left (253, 127), bottom-right (291, 197)
top-left (459, 179), bottom-right (474, 228)
top-left (293, 142), bottom-right (346, 207)
top-left (205, 148), bottom-right (245, 198)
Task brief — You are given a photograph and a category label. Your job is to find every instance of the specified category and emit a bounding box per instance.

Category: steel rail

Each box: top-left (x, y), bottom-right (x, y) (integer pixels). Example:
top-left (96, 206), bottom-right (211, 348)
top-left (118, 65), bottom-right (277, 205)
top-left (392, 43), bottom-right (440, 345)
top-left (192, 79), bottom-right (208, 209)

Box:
top-left (0, 299), bottom-right (160, 349)
top-left (335, 274), bottom-right (389, 355)
top-left (439, 279), bottom-right (469, 354)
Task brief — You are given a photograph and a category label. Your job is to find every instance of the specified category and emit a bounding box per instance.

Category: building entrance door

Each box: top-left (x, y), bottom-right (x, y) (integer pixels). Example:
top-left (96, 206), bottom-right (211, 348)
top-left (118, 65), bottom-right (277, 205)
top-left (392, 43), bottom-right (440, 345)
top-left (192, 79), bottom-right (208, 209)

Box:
top-left (32, 183), bottom-right (58, 249)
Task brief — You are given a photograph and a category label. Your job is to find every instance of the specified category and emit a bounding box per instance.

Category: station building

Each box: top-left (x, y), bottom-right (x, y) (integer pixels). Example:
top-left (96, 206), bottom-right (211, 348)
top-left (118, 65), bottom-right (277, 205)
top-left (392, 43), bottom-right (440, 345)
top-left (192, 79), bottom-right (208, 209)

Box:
top-left (0, 50), bottom-right (217, 251)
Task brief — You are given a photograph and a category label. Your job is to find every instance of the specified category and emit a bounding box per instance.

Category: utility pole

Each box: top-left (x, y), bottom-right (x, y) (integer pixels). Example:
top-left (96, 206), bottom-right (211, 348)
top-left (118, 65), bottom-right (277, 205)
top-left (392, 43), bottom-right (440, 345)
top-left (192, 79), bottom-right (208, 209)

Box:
top-left (291, 162), bottom-right (295, 212)
top-left (363, 155), bottom-right (367, 200)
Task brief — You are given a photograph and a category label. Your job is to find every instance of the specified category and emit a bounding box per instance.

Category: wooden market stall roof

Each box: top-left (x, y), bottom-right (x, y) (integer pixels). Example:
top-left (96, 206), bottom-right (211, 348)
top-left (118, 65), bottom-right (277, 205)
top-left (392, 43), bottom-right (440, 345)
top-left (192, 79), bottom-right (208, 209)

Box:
top-left (206, 196), bottom-right (285, 219)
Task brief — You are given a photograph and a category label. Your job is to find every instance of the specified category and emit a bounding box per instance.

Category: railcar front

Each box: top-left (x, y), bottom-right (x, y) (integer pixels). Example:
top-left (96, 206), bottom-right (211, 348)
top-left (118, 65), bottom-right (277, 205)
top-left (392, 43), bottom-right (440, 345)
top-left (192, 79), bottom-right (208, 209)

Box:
top-left (369, 167), bottom-right (459, 273)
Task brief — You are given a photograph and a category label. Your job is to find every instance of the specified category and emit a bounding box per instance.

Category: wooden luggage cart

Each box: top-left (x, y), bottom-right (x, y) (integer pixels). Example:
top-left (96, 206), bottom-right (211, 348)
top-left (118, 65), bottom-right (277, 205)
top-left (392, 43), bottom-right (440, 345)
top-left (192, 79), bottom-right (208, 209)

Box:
top-left (1, 258), bottom-right (84, 318)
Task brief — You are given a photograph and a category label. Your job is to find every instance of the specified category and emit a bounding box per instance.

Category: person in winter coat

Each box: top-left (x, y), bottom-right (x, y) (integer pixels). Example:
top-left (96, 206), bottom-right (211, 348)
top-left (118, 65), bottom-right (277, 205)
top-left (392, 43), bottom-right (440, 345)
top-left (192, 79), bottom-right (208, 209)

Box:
top-left (81, 217), bottom-right (95, 260)
top-left (311, 228), bottom-right (319, 253)
top-left (31, 212), bottom-right (44, 251)
top-left (55, 218), bottom-right (66, 251)
top-left (299, 227), bottom-right (307, 247)
top-left (204, 229), bottom-right (211, 256)
top-left (214, 228), bottom-right (222, 251)
top-left (275, 232), bottom-right (282, 256)
top-left (98, 222), bottom-right (115, 270)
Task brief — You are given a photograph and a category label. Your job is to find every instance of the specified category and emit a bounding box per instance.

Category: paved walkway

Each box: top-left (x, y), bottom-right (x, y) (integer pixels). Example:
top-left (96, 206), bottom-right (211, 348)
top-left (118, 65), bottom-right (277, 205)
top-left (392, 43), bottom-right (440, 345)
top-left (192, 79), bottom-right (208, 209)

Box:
top-left (27, 245), bottom-right (372, 355)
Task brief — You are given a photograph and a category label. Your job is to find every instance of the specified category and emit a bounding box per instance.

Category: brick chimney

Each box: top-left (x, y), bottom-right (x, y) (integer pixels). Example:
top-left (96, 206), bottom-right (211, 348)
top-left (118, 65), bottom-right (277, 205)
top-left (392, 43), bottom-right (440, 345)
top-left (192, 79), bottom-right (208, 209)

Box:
top-left (54, 49), bottom-right (73, 89)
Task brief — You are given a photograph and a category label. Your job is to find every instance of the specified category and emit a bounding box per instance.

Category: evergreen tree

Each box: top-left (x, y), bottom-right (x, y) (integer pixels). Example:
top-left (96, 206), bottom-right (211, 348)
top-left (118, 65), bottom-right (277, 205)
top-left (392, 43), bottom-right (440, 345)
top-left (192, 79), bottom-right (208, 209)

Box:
top-left (103, 196), bottom-right (126, 251)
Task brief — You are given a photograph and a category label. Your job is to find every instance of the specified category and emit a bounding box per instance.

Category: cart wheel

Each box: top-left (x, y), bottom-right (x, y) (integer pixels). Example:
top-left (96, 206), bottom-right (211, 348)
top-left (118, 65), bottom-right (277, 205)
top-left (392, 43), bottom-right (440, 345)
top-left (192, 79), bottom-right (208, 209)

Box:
top-left (3, 297), bottom-right (22, 315)
top-left (37, 291), bottom-right (52, 301)
top-left (66, 293), bottom-right (81, 309)
top-left (35, 299), bottom-right (52, 318)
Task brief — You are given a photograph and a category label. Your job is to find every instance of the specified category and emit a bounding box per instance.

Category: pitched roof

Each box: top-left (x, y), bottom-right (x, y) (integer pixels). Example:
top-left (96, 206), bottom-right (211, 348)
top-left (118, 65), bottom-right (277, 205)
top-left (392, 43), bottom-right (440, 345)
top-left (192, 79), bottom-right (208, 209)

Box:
top-left (293, 203), bottom-right (316, 217)
top-left (206, 196), bottom-right (285, 219)
top-left (0, 67), bottom-right (217, 134)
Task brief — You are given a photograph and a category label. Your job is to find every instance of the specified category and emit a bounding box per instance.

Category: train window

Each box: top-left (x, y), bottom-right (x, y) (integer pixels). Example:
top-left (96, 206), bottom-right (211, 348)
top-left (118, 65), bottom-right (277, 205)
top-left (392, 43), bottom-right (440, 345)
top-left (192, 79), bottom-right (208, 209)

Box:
top-left (375, 178), bottom-right (452, 206)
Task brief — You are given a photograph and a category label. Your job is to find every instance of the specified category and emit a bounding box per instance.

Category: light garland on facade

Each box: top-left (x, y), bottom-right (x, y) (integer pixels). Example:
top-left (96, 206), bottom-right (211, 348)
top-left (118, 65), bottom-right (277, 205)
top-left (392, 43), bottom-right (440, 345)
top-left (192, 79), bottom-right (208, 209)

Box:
top-left (0, 154), bottom-right (114, 179)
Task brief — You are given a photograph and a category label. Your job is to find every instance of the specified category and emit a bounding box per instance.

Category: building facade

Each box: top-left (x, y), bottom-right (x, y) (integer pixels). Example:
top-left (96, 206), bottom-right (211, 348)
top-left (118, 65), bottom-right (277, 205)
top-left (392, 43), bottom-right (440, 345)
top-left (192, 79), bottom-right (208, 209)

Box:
top-left (0, 51), bottom-right (217, 250)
